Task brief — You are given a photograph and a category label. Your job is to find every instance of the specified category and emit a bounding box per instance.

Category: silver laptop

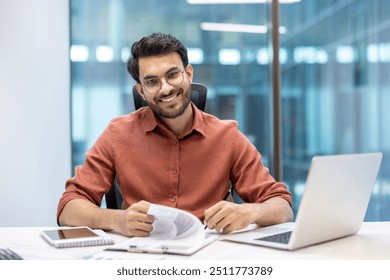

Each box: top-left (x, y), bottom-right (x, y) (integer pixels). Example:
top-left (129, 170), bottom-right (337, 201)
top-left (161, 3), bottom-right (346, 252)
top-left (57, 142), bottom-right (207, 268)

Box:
top-left (223, 153), bottom-right (383, 250)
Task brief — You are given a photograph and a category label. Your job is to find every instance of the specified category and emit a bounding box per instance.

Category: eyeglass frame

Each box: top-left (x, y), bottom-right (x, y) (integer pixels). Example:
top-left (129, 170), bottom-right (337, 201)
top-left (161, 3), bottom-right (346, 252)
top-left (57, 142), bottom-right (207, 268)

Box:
top-left (140, 67), bottom-right (187, 95)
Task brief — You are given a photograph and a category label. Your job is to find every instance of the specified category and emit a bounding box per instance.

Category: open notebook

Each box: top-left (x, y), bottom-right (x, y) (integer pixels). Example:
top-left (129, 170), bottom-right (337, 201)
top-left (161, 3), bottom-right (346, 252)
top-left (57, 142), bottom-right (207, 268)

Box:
top-left (223, 153), bottom-right (382, 250)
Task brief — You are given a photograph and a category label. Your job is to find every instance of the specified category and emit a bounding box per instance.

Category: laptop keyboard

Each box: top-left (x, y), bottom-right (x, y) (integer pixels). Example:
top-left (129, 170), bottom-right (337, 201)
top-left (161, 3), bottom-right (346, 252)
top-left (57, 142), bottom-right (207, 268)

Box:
top-left (255, 231), bottom-right (292, 244)
top-left (0, 248), bottom-right (23, 260)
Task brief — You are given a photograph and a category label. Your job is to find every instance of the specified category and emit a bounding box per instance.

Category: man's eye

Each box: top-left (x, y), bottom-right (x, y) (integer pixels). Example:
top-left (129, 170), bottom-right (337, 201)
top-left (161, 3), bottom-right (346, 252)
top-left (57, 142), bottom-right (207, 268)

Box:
top-left (167, 71), bottom-right (179, 79)
top-left (145, 79), bottom-right (158, 86)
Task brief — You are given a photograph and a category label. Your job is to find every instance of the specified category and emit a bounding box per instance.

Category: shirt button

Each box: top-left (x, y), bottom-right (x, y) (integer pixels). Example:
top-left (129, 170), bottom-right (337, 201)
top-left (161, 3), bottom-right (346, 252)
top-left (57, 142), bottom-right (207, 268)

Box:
top-left (169, 194), bottom-right (176, 202)
top-left (172, 140), bottom-right (178, 145)
top-left (172, 169), bottom-right (177, 175)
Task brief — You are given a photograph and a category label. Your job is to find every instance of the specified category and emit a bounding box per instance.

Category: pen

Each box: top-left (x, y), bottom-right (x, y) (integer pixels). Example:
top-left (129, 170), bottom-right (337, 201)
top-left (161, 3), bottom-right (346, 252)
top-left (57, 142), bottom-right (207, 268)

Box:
top-left (222, 189), bottom-right (231, 201)
top-left (204, 189), bottom-right (231, 230)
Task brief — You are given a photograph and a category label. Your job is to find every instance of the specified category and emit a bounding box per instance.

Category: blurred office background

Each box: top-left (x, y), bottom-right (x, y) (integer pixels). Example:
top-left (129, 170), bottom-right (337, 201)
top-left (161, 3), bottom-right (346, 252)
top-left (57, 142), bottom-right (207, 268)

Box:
top-left (70, 0), bottom-right (389, 221)
top-left (1, 0), bottom-right (389, 226)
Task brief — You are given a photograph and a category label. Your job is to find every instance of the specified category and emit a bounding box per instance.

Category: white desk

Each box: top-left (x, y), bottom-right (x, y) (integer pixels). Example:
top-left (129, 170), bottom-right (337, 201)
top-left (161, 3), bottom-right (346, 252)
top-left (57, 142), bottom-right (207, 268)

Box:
top-left (1, 222), bottom-right (389, 260)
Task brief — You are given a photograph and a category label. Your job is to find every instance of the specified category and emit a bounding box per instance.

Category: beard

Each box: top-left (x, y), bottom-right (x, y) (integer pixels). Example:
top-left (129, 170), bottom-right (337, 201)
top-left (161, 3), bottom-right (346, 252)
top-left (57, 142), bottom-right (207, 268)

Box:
top-left (148, 86), bottom-right (192, 119)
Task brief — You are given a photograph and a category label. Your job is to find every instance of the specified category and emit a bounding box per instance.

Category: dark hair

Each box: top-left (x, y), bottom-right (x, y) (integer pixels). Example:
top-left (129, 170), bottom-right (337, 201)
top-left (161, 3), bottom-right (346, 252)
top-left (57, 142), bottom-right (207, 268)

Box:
top-left (127, 32), bottom-right (189, 83)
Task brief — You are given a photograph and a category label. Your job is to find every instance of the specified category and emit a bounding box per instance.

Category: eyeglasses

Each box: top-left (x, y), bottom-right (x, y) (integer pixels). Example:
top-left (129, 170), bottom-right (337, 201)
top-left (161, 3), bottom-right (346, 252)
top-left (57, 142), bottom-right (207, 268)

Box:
top-left (141, 69), bottom-right (185, 95)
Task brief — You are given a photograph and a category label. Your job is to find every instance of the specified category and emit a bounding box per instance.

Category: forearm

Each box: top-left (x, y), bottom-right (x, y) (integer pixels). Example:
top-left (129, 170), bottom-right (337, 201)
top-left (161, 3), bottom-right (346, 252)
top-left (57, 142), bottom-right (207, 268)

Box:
top-left (251, 197), bottom-right (293, 226)
top-left (58, 199), bottom-right (122, 231)
top-left (204, 197), bottom-right (293, 233)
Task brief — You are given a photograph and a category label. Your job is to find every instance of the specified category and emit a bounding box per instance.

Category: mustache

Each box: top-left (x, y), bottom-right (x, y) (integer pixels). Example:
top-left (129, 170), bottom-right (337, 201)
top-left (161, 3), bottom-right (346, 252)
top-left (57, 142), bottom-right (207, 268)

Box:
top-left (156, 87), bottom-right (183, 99)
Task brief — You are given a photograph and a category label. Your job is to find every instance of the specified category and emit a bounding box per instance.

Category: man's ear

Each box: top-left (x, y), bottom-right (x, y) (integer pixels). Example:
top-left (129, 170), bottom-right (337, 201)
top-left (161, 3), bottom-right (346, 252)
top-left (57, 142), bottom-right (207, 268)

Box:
top-left (135, 83), bottom-right (146, 100)
top-left (185, 64), bottom-right (194, 84)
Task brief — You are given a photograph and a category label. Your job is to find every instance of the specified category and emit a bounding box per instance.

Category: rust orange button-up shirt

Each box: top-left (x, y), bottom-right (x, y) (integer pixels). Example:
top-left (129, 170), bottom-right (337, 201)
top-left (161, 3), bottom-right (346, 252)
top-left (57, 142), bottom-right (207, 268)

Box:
top-left (57, 104), bottom-right (292, 221)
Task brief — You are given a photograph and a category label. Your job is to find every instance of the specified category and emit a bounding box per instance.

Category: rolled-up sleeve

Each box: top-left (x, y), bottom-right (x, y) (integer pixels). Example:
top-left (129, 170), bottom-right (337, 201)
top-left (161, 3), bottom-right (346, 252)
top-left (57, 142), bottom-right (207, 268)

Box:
top-left (230, 129), bottom-right (292, 206)
top-left (56, 123), bottom-right (116, 221)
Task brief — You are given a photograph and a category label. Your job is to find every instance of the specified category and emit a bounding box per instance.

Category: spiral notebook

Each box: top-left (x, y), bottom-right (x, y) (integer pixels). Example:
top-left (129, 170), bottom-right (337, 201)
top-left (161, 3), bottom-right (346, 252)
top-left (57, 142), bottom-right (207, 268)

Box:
top-left (40, 226), bottom-right (114, 248)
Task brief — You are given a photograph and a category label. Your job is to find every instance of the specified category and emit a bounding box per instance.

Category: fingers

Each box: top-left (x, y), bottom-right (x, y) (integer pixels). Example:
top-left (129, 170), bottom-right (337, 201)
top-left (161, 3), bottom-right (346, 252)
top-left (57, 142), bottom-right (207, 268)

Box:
top-left (119, 200), bottom-right (155, 237)
top-left (204, 202), bottom-right (253, 234)
top-left (121, 222), bottom-right (153, 237)
top-left (204, 201), bottom-right (235, 233)
top-left (204, 201), bottom-right (224, 228)
top-left (131, 200), bottom-right (151, 215)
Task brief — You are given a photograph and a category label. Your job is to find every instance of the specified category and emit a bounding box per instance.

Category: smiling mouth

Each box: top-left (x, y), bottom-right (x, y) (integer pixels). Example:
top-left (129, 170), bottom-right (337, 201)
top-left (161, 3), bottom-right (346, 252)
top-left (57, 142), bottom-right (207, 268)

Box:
top-left (159, 93), bottom-right (179, 103)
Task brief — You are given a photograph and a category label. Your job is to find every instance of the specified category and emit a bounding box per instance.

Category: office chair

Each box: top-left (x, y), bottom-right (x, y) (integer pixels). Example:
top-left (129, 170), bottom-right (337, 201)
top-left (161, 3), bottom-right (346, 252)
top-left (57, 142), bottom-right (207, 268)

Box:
top-left (104, 83), bottom-right (208, 209)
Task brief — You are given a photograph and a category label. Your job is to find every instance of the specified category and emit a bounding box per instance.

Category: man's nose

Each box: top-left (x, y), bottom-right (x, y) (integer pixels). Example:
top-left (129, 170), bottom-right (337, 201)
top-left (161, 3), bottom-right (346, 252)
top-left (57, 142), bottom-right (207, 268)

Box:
top-left (159, 78), bottom-right (174, 93)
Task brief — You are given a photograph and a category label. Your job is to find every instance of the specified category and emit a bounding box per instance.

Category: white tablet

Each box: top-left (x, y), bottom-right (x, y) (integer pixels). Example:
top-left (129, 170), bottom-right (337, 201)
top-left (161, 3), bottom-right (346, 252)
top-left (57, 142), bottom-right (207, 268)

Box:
top-left (40, 226), bottom-right (113, 248)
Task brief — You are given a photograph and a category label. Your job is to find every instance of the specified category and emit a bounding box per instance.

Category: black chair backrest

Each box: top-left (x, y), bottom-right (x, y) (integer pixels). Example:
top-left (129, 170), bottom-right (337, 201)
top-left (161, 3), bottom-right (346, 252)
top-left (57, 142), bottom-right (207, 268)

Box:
top-left (105, 83), bottom-right (208, 209)
top-left (105, 178), bottom-right (121, 209)
top-left (132, 83), bottom-right (207, 111)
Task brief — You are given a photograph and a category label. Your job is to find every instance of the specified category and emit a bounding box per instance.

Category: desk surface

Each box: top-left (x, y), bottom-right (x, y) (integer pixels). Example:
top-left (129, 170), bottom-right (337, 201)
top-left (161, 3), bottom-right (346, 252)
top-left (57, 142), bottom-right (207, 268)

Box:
top-left (1, 222), bottom-right (389, 260)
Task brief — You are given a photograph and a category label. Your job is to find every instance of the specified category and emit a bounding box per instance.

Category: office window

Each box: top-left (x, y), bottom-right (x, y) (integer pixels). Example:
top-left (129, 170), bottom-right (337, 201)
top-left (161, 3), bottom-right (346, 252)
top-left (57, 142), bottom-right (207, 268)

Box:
top-left (280, 0), bottom-right (390, 220)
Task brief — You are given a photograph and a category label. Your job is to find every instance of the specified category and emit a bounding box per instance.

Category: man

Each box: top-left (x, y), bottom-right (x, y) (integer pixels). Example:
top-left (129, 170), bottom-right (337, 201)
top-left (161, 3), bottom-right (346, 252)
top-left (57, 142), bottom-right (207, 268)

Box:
top-left (57, 32), bottom-right (293, 237)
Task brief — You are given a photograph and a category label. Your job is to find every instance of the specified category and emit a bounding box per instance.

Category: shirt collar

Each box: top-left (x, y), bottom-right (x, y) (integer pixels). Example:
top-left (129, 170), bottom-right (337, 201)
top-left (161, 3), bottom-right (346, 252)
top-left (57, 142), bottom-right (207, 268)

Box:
top-left (143, 102), bottom-right (206, 137)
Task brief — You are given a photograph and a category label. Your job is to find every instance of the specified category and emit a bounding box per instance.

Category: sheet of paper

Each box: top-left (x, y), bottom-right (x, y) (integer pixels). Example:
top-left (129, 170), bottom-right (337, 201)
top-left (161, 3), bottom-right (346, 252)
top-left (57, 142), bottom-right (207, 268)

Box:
top-left (108, 204), bottom-right (207, 254)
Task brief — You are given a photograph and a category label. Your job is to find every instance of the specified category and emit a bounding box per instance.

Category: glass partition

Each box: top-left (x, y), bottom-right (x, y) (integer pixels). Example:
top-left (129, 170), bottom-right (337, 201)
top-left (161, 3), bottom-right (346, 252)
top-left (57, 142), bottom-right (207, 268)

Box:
top-left (280, 0), bottom-right (390, 220)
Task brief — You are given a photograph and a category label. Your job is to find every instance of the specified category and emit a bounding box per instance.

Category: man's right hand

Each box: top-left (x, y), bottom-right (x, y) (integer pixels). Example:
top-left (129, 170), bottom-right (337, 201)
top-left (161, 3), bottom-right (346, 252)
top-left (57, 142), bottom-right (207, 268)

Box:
top-left (58, 199), bottom-right (155, 237)
top-left (116, 200), bottom-right (154, 237)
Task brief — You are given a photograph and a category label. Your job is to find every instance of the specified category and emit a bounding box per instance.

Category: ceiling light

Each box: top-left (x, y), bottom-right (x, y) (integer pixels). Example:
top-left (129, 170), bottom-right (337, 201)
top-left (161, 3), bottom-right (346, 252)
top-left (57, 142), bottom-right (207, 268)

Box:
top-left (219, 49), bottom-right (241, 65)
top-left (201, 22), bottom-right (268, 33)
top-left (96, 46), bottom-right (114, 62)
top-left (187, 0), bottom-right (301, 4)
top-left (70, 45), bottom-right (89, 62)
top-left (200, 22), bottom-right (287, 34)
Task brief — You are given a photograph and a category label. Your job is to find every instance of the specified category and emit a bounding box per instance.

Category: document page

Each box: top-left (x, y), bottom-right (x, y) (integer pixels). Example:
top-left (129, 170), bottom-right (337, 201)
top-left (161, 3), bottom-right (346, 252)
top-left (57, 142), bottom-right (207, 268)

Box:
top-left (147, 204), bottom-right (201, 240)
top-left (107, 204), bottom-right (213, 255)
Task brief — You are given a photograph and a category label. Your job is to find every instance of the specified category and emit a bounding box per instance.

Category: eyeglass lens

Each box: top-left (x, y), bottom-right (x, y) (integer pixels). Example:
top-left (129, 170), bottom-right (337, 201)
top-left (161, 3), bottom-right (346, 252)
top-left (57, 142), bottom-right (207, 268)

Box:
top-left (143, 70), bottom-right (184, 94)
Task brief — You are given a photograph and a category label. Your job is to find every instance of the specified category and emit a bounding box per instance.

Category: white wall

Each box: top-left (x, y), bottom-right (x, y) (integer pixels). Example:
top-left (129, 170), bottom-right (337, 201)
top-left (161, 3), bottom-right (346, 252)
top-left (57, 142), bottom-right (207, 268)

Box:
top-left (0, 0), bottom-right (71, 226)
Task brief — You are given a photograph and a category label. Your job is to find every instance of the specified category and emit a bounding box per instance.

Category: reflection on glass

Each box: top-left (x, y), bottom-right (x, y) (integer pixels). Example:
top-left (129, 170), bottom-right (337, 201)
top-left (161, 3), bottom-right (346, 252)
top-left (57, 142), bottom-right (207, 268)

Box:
top-left (280, 0), bottom-right (390, 220)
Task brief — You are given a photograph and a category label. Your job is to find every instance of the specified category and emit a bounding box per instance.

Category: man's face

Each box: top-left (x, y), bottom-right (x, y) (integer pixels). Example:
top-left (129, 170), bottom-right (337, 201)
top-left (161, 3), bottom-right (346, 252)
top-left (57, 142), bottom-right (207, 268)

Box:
top-left (137, 52), bottom-right (193, 119)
